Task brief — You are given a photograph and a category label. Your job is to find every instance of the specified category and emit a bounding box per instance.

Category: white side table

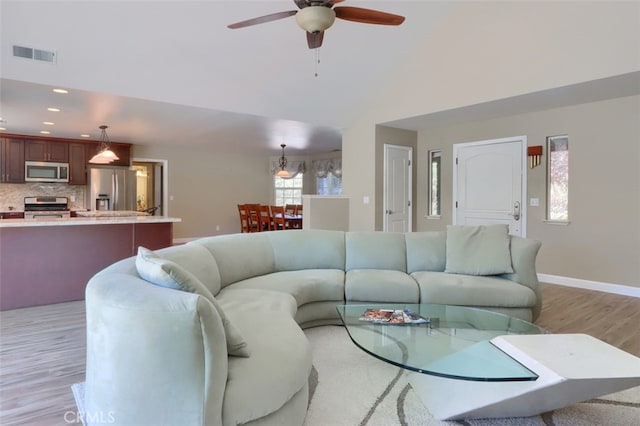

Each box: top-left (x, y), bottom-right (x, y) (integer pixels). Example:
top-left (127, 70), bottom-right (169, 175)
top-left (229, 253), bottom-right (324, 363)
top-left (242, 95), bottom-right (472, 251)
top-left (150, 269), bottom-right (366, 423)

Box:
top-left (410, 333), bottom-right (640, 420)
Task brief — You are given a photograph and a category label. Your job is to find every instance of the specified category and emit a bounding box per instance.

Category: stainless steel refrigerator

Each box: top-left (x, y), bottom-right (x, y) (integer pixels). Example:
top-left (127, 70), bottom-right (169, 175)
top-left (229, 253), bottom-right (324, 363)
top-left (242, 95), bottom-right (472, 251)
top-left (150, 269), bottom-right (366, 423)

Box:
top-left (86, 166), bottom-right (137, 211)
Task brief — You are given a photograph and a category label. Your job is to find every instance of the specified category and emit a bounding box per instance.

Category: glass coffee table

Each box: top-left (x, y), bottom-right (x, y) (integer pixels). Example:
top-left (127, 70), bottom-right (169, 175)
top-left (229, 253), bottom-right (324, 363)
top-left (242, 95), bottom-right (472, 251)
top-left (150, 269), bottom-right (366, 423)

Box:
top-left (337, 303), bottom-right (640, 420)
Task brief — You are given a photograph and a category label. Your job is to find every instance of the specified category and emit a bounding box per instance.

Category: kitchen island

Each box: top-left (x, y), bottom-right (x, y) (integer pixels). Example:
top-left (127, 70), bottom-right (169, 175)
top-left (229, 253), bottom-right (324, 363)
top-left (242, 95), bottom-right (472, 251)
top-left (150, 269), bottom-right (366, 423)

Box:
top-left (0, 215), bottom-right (181, 310)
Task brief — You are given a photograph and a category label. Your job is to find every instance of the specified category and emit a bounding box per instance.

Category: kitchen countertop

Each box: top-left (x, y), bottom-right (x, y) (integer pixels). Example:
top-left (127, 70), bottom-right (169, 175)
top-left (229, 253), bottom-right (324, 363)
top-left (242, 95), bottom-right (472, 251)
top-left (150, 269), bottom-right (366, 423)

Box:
top-left (0, 215), bottom-right (181, 228)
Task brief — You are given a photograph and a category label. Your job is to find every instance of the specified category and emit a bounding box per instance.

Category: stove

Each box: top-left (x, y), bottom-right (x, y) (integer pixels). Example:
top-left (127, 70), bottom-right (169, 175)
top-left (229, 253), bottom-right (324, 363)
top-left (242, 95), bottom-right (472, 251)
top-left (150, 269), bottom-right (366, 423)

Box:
top-left (24, 196), bottom-right (71, 219)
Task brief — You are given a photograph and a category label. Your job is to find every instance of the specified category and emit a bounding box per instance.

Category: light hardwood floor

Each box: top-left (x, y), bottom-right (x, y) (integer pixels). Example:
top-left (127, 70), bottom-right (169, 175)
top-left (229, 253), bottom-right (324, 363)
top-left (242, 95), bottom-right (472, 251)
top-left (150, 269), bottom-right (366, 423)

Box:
top-left (0, 284), bottom-right (638, 425)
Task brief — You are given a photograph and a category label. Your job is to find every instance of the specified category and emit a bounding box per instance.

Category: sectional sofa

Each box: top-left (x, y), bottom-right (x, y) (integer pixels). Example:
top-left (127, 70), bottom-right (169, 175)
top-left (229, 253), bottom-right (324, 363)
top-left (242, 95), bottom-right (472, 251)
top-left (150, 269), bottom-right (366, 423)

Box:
top-left (84, 226), bottom-right (542, 426)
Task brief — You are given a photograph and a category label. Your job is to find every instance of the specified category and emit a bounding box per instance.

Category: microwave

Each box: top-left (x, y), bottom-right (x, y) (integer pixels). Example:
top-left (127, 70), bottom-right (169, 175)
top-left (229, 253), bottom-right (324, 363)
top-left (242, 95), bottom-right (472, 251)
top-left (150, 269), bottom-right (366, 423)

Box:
top-left (25, 161), bottom-right (70, 183)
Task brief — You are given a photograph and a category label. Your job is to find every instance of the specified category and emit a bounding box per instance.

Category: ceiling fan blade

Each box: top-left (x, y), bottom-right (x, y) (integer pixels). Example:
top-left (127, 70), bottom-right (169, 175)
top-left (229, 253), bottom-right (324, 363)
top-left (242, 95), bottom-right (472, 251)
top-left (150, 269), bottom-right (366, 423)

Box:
top-left (295, 0), bottom-right (344, 7)
top-left (307, 31), bottom-right (324, 49)
top-left (228, 10), bottom-right (297, 29)
top-left (334, 6), bottom-right (405, 26)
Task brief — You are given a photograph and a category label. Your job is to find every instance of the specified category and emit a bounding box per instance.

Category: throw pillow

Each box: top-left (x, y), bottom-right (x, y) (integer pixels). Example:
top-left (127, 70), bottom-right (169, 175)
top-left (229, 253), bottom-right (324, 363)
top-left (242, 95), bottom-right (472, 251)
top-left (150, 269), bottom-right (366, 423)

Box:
top-left (444, 224), bottom-right (514, 275)
top-left (136, 247), bottom-right (250, 357)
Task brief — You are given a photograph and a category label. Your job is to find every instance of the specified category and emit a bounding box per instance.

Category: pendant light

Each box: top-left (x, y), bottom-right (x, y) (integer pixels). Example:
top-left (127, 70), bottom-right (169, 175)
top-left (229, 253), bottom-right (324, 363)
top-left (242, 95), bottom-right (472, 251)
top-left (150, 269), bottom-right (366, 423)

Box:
top-left (89, 125), bottom-right (120, 164)
top-left (276, 144), bottom-right (291, 178)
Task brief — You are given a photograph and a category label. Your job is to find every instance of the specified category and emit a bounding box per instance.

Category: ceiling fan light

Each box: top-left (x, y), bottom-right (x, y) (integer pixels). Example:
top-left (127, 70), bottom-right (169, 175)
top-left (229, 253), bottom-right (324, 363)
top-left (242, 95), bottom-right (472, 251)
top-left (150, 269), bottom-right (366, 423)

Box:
top-left (296, 6), bottom-right (336, 33)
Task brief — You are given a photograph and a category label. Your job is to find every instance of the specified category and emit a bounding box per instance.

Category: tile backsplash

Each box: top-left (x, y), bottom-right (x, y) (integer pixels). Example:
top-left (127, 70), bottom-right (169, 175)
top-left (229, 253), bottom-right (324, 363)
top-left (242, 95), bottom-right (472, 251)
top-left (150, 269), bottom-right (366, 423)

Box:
top-left (0, 183), bottom-right (86, 212)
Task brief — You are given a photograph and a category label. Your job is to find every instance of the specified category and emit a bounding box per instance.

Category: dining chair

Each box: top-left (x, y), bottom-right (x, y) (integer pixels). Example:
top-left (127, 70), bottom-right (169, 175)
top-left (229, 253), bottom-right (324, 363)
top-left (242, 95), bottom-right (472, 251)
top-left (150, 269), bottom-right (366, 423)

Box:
top-left (271, 205), bottom-right (287, 230)
top-left (284, 204), bottom-right (296, 216)
top-left (245, 204), bottom-right (261, 232)
top-left (259, 205), bottom-right (272, 231)
top-left (237, 204), bottom-right (250, 233)
top-left (294, 204), bottom-right (303, 216)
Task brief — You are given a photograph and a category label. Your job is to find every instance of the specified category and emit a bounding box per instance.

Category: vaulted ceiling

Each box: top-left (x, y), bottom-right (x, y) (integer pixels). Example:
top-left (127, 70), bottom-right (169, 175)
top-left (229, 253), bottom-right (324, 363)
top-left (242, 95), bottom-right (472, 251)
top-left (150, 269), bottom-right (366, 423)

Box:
top-left (0, 1), bottom-right (454, 156)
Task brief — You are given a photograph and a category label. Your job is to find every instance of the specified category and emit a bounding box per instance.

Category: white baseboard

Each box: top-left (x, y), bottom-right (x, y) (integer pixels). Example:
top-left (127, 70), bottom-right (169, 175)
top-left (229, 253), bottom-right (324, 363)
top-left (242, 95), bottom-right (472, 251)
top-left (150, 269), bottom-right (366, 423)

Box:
top-left (538, 274), bottom-right (640, 298)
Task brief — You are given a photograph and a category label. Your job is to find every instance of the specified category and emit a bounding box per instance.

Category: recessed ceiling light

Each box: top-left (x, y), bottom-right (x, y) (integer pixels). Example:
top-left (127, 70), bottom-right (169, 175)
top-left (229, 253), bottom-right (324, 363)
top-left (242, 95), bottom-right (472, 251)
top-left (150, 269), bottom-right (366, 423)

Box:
top-left (80, 134), bottom-right (91, 138)
top-left (40, 130), bottom-right (51, 135)
top-left (52, 88), bottom-right (68, 94)
top-left (43, 121), bottom-right (55, 125)
top-left (47, 107), bottom-right (60, 112)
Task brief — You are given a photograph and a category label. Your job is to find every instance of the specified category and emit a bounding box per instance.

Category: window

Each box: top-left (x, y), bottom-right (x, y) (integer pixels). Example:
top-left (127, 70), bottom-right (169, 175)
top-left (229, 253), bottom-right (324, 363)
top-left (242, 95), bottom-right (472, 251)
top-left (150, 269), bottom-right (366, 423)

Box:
top-left (317, 174), bottom-right (342, 196)
top-left (547, 135), bottom-right (569, 221)
top-left (428, 150), bottom-right (441, 217)
top-left (274, 174), bottom-right (303, 206)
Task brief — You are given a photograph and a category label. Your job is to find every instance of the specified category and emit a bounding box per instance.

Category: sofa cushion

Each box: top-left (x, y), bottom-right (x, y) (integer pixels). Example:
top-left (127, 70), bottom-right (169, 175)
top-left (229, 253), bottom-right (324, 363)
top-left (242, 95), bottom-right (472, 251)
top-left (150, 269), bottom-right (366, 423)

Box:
top-left (345, 269), bottom-right (420, 303)
top-left (412, 271), bottom-right (536, 307)
top-left (445, 225), bottom-right (514, 275)
top-left (222, 270), bottom-right (345, 307)
top-left (346, 232), bottom-right (407, 272)
top-left (155, 242), bottom-right (222, 295)
top-left (266, 230), bottom-right (345, 271)
top-left (194, 233), bottom-right (275, 288)
top-left (135, 247), bottom-right (250, 357)
top-left (405, 231), bottom-right (447, 274)
top-left (216, 288), bottom-right (298, 318)
top-left (222, 308), bottom-right (312, 426)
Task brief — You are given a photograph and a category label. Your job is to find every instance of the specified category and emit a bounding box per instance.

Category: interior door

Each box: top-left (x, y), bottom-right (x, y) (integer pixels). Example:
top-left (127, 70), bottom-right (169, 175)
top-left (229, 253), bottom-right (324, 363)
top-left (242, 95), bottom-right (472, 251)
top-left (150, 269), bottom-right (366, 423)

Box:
top-left (383, 144), bottom-right (412, 232)
top-left (453, 136), bottom-right (526, 236)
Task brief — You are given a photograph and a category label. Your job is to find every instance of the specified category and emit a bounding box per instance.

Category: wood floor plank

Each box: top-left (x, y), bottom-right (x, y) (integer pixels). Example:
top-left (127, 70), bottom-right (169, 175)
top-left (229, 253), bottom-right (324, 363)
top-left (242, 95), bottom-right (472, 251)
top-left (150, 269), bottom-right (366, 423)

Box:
top-left (0, 284), bottom-right (638, 425)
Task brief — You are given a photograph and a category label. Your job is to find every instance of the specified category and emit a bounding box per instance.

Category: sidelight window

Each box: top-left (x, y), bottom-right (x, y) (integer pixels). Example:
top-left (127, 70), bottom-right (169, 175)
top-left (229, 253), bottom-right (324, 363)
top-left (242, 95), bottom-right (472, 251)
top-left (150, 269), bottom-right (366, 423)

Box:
top-left (547, 135), bottom-right (569, 222)
top-left (428, 150), bottom-right (441, 217)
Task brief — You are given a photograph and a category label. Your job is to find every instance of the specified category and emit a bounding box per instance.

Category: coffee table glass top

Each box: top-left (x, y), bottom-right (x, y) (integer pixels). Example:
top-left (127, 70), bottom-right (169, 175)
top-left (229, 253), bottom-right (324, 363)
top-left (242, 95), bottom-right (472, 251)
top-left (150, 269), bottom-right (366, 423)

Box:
top-left (336, 304), bottom-right (548, 382)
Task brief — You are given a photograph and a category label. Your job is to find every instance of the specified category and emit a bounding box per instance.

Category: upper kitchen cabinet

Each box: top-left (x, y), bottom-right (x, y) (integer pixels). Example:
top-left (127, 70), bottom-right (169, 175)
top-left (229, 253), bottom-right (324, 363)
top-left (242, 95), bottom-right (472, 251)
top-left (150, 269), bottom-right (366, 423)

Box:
top-left (68, 143), bottom-right (87, 185)
top-left (109, 143), bottom-right (131, 166)
top-left (25, 140), bottom-right (69, 162)
top-left (0, 138), bottom-right (25, 183)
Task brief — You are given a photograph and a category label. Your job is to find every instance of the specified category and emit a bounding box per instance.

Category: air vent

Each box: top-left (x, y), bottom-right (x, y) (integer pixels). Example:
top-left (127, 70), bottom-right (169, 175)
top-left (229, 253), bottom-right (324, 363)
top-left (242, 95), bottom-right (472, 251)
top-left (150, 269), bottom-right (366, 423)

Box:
top-left (13, 45), bottom-right (56, 63)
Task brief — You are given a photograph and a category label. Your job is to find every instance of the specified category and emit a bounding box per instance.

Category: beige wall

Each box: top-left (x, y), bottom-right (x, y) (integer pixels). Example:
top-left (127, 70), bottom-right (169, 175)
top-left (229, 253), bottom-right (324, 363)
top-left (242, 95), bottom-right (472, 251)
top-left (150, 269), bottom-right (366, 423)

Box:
top-left (132, 145), bottom-right (271, 239)
top-left (415, 95), bottom-right (640, 288)
top-left (132, 145), bottom-right (339, 239)
top-left (342, 0), bottom-right (640, 234)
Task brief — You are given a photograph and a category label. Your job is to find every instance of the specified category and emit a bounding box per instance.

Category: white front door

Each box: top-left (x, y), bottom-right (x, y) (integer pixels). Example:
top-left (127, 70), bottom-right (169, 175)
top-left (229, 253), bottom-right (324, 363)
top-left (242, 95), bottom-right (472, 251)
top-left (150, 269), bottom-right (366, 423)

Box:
top-left (453, 136), bottom-right (526, 237)
top-left (383, 144), bottom-right (412, 232)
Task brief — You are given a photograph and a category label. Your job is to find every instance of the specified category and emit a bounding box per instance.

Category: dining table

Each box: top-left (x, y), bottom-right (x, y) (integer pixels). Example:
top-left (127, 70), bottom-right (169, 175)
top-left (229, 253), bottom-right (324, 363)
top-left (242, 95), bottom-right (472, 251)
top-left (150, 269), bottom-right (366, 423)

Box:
top-left (275, 213), bottom-right (302, 229)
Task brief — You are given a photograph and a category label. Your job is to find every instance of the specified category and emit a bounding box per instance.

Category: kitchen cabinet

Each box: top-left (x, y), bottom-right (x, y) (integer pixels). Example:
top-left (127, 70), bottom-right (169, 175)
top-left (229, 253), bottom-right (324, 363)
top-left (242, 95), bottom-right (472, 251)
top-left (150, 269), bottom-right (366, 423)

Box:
top-left (68, 143), bottom-right (87, 185)
top-left (25, 140), bottom-right (69, 162)
top-left (0, 138), bottom-right (25, 183)
top-left (0, 219), bottom-right (176, 310)
top-left (0, 134), bottom-right (132, 180)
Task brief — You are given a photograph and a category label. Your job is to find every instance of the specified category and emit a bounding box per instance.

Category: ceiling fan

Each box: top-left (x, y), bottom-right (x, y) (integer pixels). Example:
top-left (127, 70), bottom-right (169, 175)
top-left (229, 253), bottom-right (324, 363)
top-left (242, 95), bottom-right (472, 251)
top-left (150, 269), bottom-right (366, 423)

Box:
top-left (227, 0), bottom-right (405, 49)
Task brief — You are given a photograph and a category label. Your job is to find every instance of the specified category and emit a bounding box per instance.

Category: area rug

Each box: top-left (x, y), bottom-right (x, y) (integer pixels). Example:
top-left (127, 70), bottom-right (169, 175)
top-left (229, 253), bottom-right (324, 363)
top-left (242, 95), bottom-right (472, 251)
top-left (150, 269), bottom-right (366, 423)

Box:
top-left (303, 326), bottom-right (640, 426)
top-left (72, 326), bottom-right (639, 425)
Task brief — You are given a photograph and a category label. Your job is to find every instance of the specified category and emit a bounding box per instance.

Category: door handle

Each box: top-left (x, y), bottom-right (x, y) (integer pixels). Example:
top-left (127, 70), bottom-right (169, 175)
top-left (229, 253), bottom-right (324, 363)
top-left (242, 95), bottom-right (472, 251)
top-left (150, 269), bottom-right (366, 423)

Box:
top-left (386, 209), bottom-right (393, 214)
top-left (510, 201), bottom-right (521, 221)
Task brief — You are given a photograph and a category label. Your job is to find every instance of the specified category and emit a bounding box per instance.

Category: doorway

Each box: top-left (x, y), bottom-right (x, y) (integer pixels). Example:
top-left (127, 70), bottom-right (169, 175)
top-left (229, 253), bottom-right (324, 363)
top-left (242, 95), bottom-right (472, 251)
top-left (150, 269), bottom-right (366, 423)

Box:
top-left (452, 136), bottom-right (527, 237)
top-left (383, 144), bottom-right (412, 232)
top-left (132, 159), bottom-right (167, 216)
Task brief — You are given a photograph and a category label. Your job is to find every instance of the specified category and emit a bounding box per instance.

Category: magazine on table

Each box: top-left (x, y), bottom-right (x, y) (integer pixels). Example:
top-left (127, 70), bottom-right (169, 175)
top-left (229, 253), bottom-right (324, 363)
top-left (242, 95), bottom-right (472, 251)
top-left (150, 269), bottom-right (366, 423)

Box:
top-left (359, 309), bottom-right (429, 324)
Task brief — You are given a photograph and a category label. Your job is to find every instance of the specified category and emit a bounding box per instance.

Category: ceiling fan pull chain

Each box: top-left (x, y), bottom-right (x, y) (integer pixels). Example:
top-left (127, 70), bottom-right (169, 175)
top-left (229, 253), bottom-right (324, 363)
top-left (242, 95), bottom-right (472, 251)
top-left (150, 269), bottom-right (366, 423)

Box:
top-left (315, 48), bottom-right (320, 77)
